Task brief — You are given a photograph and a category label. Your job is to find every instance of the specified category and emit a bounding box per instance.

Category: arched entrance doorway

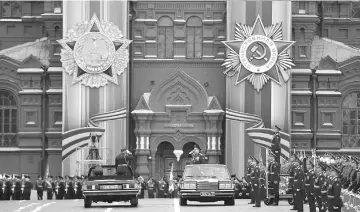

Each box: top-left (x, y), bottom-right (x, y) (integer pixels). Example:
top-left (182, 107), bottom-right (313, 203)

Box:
top-left (155, 141), bottom-right (177, 181)
top-left (132, 68), bottom-right (224, 180)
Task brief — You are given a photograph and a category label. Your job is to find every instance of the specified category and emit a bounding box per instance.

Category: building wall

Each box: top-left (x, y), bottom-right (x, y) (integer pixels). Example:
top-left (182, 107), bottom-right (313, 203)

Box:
top-left (129, 1), bottom-right (227, 163)
top-left (291, 1), bottom-right (360, 153)
top-left (0, 1), bottom-right (63, 182)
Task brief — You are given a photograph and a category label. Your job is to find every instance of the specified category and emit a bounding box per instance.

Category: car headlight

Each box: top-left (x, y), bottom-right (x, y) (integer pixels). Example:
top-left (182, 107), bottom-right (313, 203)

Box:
top-left (87, 185), bottom-right (99, 190)
top-left (181, 182), bottom-right (196, 190)
top-left (123, 183), bottom-right (139, 189)
top-left (219, 182), bottom-right (234, 190)
top-left (82, 185), bottom-right (87, 190)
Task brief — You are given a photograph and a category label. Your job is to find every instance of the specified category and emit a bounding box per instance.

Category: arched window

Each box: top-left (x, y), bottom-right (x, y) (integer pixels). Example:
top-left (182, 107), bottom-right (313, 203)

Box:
top-left (186, 16), bottom-right (202, 59)
top-left (157, 16), bottom-right (174, 59)
top-left (0, 90), bottom-right (18, 147)
top-left (342, 91), bottom-right (360, 148)
top-left (1, 1), bottom-right (21, 17)
top-left (300, 28), bottom-right (305, 43)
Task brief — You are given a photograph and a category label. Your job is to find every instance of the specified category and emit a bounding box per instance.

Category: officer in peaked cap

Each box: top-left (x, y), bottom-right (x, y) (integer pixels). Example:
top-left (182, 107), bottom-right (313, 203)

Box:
top-left (289, 154), bottom-right (300, 210)
top-left (329, 166), bottom-right (343, 212)
top-left (271, 126), bottom-right (281, 163)
top-left (248, 157), bottom-right (259, 204)
top-left (115, 148), bottom-right (134, 168)
top-left (252, 159), bottom-right (261, 207)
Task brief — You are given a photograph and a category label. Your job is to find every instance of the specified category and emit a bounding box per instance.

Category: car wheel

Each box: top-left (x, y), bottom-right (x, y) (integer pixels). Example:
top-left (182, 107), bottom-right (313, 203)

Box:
top-left (263, 198), bottom-right (274, 205)
top-left (84, 197), bottom-right (92, 208)
top-left (179, 197), bottom-right (187, 206)
top-left (288, 198), bottom-right (294, 205)
top-left (130, 196), bottom-right (138, 207)
top-left (224, 198), bottom-right (235, 206)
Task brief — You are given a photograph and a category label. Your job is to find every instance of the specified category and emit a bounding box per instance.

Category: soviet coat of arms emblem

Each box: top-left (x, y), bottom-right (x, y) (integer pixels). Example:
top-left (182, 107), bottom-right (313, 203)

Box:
top-left (58, 13), bottom-right (132, 88)
top-left (222, 15), bottom-right (295, 92)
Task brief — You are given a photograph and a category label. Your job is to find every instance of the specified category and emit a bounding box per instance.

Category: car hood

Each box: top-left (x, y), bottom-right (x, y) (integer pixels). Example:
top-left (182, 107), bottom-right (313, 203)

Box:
top-left (86, 179), bottom-right (136, 185)
top-left (182, 177), bottom-right (231, 182)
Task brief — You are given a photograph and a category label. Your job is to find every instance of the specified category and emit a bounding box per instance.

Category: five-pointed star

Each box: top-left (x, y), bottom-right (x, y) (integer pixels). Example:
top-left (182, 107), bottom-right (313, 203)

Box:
top-left (222, 15), bottom-right (294, 85)
top-left (58, 14), bottom-right (124, 84)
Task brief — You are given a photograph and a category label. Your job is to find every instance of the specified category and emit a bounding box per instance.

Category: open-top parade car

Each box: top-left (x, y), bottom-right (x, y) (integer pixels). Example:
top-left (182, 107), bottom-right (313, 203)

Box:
top-left (178, 164), bottom-right (236, 206)
top-left (82, 164), bottom-right (140, 208)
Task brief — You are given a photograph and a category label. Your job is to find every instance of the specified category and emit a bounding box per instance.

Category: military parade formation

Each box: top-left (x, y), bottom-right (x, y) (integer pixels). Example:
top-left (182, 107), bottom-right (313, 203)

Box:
top-left (0, 131), bottom-right (359, 212)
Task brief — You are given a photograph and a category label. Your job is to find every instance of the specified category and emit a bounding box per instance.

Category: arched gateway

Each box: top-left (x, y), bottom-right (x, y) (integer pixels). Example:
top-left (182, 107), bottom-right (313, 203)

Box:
top-left (131, 68), bottom-right (224, 180)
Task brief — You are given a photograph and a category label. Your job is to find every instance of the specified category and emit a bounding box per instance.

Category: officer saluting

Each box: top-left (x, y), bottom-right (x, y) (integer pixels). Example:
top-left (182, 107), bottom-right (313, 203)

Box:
top-left (271, 126), bottom-right (282, 163)
top-left (115, 148), bottom-right (134, 167)
top-left (189, 145), bottom-right (206, 164)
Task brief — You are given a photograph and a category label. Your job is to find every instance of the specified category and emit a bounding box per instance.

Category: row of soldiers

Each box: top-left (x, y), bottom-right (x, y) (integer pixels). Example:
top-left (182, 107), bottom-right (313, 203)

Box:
top-left (0, 174), bottom-right (33, 200)
top-left (0, 174), bottom-right (87, 201)
top-left (245, 151), bottom-right (347, 212)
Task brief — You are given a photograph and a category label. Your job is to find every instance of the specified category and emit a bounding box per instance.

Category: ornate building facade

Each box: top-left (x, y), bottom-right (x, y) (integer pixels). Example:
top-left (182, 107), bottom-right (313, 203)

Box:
top-left (291, 1), bottom-right (360, 154)
top-left (0, 1), bottom-right (359, 181)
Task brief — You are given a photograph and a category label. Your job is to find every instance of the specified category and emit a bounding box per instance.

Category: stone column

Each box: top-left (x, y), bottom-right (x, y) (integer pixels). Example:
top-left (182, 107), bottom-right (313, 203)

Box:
top-left (135, 135), bottom-right (150, 180)
top-left (206, 135), bottom-right (221, 164)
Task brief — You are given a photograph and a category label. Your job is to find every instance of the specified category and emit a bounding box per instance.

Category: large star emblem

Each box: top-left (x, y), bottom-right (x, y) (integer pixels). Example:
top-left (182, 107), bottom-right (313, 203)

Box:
top-left (58, 13), bottom-right (132, 88)
top-left (222, 15), bottom-right (295, 92)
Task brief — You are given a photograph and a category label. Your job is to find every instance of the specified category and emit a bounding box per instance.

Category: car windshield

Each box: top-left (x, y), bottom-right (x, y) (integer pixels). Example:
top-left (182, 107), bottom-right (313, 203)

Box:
top-left (183, 165), bottom-right (231, 180)
top-left (89, 165), bottom-right (132, 177)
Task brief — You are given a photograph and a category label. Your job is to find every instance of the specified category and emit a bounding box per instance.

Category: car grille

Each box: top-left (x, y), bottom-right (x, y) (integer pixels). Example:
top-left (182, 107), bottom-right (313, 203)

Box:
top-left (196, 182), bottom-right (218, 190)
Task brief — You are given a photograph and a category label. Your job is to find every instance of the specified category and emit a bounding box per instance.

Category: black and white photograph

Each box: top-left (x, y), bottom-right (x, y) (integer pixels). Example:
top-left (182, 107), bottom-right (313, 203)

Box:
top-left (0, 0), bottom-right (359, 211)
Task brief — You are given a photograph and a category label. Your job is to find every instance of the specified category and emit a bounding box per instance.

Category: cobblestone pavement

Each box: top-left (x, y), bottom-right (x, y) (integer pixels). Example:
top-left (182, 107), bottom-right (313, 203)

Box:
top-left (1, 194), bottom-right (309, 212)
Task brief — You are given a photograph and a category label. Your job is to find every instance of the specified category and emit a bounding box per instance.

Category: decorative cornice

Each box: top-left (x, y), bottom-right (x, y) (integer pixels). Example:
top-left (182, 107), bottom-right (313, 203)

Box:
top-left (133, 60), bottom-right (223, 68)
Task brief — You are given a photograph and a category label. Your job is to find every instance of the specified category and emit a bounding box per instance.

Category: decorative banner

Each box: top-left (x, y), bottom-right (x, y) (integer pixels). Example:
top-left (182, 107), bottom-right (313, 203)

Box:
top-left (58, 13), bottom-right (132, 88)
top-left (226, 108), bottom-right (290, 160)
top-left (222, 15), bottom-right (295, 92)
top-left (61, 108), bottom-right (126, 162)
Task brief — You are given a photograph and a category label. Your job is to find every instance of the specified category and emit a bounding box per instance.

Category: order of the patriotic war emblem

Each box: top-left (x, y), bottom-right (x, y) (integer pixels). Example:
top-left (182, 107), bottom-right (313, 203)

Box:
top-left (222, 15), bottom-right (295, 92)
top-left (58, 13), bottom-right (132, 88)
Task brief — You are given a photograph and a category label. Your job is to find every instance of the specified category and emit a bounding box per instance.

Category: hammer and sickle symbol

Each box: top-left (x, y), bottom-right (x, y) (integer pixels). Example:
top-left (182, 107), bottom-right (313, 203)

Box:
top-left (249, 42), bottom-right (268, 62)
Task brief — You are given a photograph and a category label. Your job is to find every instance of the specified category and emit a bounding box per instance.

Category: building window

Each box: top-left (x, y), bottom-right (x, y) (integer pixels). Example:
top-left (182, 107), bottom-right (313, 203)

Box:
top-left (324, 29), bottom-right (329, 38)
top-left (339, 29), bottom-right (348, 39)
top-left (299, 1), bottom-right (306, 14)
top-left (351, 2), bottom-right (360, 18)
top-left (292, 28), bottom-right (295, 41)
top-left (1, 1), bottom-right (21, 18)
top-left (342, 91), bottom-right (360, 148)
top-left (299, 46), bottom-right (306, 58)
top-left (157, 16), bottom-right (174, 59)
top-left (0, 90), bottom-right (18, 147)
top-left (186, 16), bottom-right (203, 59)
top-left (300, 28), bottom-right (305, 43)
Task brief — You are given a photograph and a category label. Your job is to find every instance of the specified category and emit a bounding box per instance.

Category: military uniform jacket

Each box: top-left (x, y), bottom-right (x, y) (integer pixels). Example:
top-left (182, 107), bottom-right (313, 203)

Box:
top-left (35, 180), bottom-right (44, 191)
top-left (259, 170), bottom-right (266, 199)
top-left (270, 162), bottom-right (280, 183)
top-left (305, 171), bottom-right (316, 194)
top-left (288, 163), bottom-right (295, 188)
top-left (321, 178), bottom-right (328, 196)
top-left (271, 134), bottom-right (281, 156)
top-left (294, 168), bottom-right (304, 191)
top-left (147, 180), bottom-right (155, 190)
top-left (246, 165), bottom-right (253, 182)
top-left (115, 152), bottom-right (133, 167)
top-left (332, 179), bottom-right (343, 208)
top-left (353, 172), bottom-right (360, 192)
top-left (349, 169), bottom-right (359, 188)
top-left (252, 167), bottom-right (260, 190)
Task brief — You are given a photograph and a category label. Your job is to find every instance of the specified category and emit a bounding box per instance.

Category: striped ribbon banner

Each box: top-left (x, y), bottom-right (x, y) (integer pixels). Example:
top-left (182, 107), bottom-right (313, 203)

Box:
top-left (62, 108), bottom-right (127, 161)
top-left (226, 108), bottom-right (290, 160)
